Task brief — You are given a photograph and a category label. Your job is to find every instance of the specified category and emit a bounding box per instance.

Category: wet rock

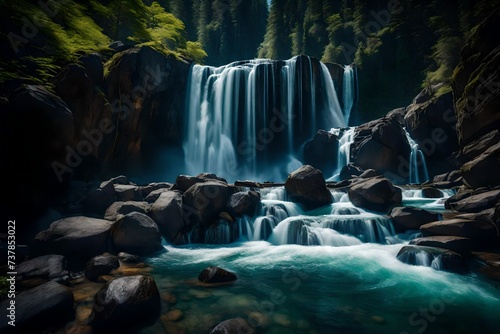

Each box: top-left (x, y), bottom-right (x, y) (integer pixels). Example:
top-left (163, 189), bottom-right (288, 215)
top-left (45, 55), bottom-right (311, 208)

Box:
top-left (410, 236), bottom-right (473, 256)
top-left (209, 317), bottom-right (254, 334)
top-left (303, 129), bottom-right (339, 176)
top-left (16, 254), bottom-right (68, 281)
top-left (285, 165), bottom-right (333, 210)
top-left (104, 201), bottom-right (150, 221)
top-left (111, 212), bottom-right (164, 255)
top-left (149, 191), bottom-right (186, 244)
top-left (225, 191), bottom-right (261, 217)
top-left (34, 217), bottom-right (113, 260)
top-left (117, 252), bottom-right (141, 264)
top-left (397, 245), bottom-right (467, 273)
top-left (389, 207), bottom-right (441, 233)
top-left (85, 253), bottom-right (120, 282)
top-left (88, 275), bottom-right (160, 332)
top-left (198, 266), bottom-right (237, 284)
top-left (0, 281), bottom-right (74, 333)
top-left (339, 163), bottom-right (365, 181)
top-left (421, 187), bottom-right (443, 198)
top-left (348, 177), bottom-right (402, 212)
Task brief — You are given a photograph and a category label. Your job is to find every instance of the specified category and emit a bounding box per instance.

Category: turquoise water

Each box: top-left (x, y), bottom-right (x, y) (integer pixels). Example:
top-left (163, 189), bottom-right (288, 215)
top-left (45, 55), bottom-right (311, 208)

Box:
top-left (142, 188), bottom-right (500, 334)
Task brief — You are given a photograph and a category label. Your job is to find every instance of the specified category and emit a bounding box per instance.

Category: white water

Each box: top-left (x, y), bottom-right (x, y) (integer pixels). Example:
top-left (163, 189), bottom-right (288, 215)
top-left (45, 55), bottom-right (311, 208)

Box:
top-left (326, 127), bottom-right (355, 181)
top-left (184, 56), bottom-right (345, 181)
top-left (343, 65), bottom-right (355, 125)
top-left (404, 128), bottom-right (430, 184)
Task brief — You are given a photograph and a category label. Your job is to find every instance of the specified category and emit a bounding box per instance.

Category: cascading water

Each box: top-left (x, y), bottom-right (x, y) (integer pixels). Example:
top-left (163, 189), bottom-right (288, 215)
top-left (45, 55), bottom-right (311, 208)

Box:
top-left (343, 65), bottom-right (355, 124)
top-left (326, 127), bottom-right (355, 181)
top-left (404, 128), bottom-right (430, 184)
top-left (184, 56), bottom-right (345, 181)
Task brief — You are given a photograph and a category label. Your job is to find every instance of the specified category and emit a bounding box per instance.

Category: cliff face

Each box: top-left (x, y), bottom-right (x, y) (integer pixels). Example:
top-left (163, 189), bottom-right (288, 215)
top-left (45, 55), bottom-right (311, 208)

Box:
top-left (452, 9), bottom-right (500, 189)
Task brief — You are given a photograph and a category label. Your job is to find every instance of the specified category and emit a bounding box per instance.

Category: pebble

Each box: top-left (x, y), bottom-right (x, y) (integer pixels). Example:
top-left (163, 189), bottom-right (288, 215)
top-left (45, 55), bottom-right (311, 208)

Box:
top-left (163, 309), bottom-right (183, 322)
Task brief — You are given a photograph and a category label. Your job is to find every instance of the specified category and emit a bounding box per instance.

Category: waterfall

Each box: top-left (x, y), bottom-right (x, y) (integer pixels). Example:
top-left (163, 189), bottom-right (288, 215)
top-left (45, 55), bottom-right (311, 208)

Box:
top-left (343, 65), bottom-right (355, 125)
top-left (404, 128), bottom-right (429, 184)
top-left (184, 56), bottom-right (345, 181)
top-left (397, 248), bottom-right (444, 269)
top-left (326, 127), bottom-right (355, 181)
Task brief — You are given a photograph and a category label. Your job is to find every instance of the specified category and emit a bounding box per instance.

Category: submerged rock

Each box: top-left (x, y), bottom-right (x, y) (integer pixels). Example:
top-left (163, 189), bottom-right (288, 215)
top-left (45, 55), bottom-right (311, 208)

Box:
top-left (88, 275), bottom-right (160, 332)
top-left (209, 318), bottom-right (254, 334)
top-left (348, 177), bottom-right (402, 212)
top-left (198, 266), bottom-right (237, 283)
top-left (285, 165), bottom-right (333, 210)
top-left (397, 245), bottom-right (467, 273)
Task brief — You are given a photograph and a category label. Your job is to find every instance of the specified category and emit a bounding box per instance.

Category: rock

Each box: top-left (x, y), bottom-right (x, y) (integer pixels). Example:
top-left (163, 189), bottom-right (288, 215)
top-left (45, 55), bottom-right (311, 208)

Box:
top-left (404, 92), bottom-right (458, 159)
top-left (87, 275), bottom-right (160, 332)
top-left (350, 117), bottom-right (410, 182)
top-left (445, 188), bottom-right (474, 210)
top-left (234, 180), bottom-right (263, 188)
top-left (348, 177), bottom-right (402, 212)
top-left (85, 254), bottom-right (120, 282)
top-left (85, 186), bottom-right (116, 216)
top-left (448, 189), bottom-right (500, 213)
top-left (359, 169), bottom-right (380, 179)
top-left (183, 181), bottom-right (235, 227)
top-left (111, 212), bottom-right (164, 256)
top-left (117, 252), bottom-right (141, 264)
top-left (141, 182), bottom-right (172, 197)
top-left (145, 188), bottom-right (173, 203)
top-left (225, 191), bottom-right (261, 217)
top-left (34, 217), bottom-right (113, 260)
top-left (209, 318), bottom-right (254, 334)
top-left (339, 163), bottom-right (365, 180)
top-left (162, 309), bottom-right (183, 322)
top-left (149, 191), bottom-right (186, 244)
top-left (174, 173), bottom-right (227, 192)
top-left (459, 130), bottom-right (500, 162)
top-left (285, 165), bottom-right (333, 210)
top-left (386, 107), bottom-right (407, 124)
top-left (432, 170), bottom-right (463, 188)
top-left (303, 129), bottom-right (339, 176)
top-left (397, 245), bottom-right (467, 273)
top-left (0, 281), bottom-right (74, 333)
top-left (420, 218), bottom-right (498, 245)
top-left (79, 53), bottom-right (104, 85)
top-left (104, 201), bottom-right (150, 221)
top-left (410, 236), bottom-right (473, 256)
top-left (421, 187), bottom-right (443, 198)
top-left (461, 142), bottom-right (500, 189)
top-left (198, 266), bottom-right (237, 283)
top-left (114, 184), bottom-right (141, 202)
top-left (110, 175), bottom-right (129, 185)
top-left (389, 206), bottom-right (441, 233)
top-left (17, 254), bottom-right (68, 281)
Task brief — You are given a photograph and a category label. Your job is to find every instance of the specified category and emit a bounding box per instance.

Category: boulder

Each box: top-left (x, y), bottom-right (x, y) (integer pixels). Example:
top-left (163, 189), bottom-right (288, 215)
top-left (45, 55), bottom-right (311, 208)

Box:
top-left (410, 236), bottom-right (473, 256)
top-left (389, 206), bottom-right (441, 233)
top-left (359, 169), bottom-right (380, 179)
top-left (145, 188), bottom-right (173, 203)
top-left (210, 318), bottom-right (254, 334)
top-left (285, 165), bottom-right (333, 210)
top-left (302, 129), bottom-right (339, 176)
top-left (34, 217), bottom-right (113, 260)
top-left (348, 177), bottom-right (402, 212)
top-left (85, 187), bottom-right (116, 216)
top-left (225, 191), bottom-right (261, 217)
top-left (445, 189), bottom-right (474, 210)
top-left (198, 266), bottom-right (237, 284)
top-left (420, 218), bottom-right (498, 245)
top-left (87, 275), bottom-right (160, 331)
top-left (350, 117), bottom-right (410, 182)
top-left (183, 181), bottom-right (235, 227)
top-left (85, 254), bottom-right (120, 281)
top-left (114, 184), bottom-right (141, 202)
top-left (404, 92), bottom-right (458, 159)
top-left (0, 281), bottom-right (74, 333)
top-left (421, 187), bottom-right (443, 198)
top-left (110, 212), bottom-right (164, 255)
top-left (149, 191), bottom-right (186, 244)
top-left (447, 189), bottom-right (500, 213)
top-left (104, 201), bottom-right (150, 221)
top-left (459, 130), bottom-right (500, 162)
top-left (397, 245), bottom-right (467, 273)
top-left (141, 182), bottom-right (172, 197)
top-left (109, 175), bottom-right (129, 185)
top-left (79, 53), bottom-right (104, 85)
top-left (17, 254), bottom-right (68, 281)
top-left (339, 163), bottom-right (365, 181)
top-left (117, 252), bottom-right (141, 264)
top-left (461, 142), bottom-right (500, 189)
top-left (174, 173), bottom-right (227, 192)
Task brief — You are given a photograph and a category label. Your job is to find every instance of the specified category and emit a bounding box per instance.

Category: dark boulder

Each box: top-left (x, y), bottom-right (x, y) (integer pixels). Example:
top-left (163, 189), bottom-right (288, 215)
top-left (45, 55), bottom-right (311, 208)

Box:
top-left (174, 173), bottom-right (227, 192)
top-left (285, 165), bottom-right (333, 210)
top-left (111, 212), bottom-right (164, 256)
top-left (85, 253), bottom-right (120, 282)
top-left (447, 189), bottom-right (500, 213)
top-left (410, 236), bottom-right (473, 256)
top-left (397, 245), bottom-right (467, 273)
top-left (149, 191), bottom-right (186, 244)
top-left (114, 184), bottom-right (142, 202)
top-left (461, 142), bottom-right (500, 189)
top-left (34, 217), bottom-right (113, 260)
top-left (420, 218), bottom-right (498, 245)
top-left (0, 281), bottom-right (74, 334)
top-left (145, 188), bottom-right (173, 203)
top-left (339, 163), bottom-right (365, 181)
top-left (421, 187), bottom-right (443, 199)
top-left (104, 201), bottom-right (150, 221)
top-left (198, 266), bottom-right (237, 284)
top-left (209, 318), bottom-right (255, 334)
top-left (459, 130), bottom-right (500, 162)
top-left (389, 206), bottom-right (441, 233)
top-left (88, 275), bottom-right (160, 332)
top-left (348, 177), bottom-right (402, 212)
top-left (16, 254), bottom-right (68, 281)
top-left (141, 182), bottom-right (172, 197)
top-left (303, 129), bottom-right (339, 176)
top-left (225, 191), bottom-right (261, 218)
top-left (117, 252), bottom-right (141, 264)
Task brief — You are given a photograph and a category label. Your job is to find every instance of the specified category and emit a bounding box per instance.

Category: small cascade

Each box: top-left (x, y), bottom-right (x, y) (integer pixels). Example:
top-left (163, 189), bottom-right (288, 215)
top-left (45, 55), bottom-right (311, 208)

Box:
top-left (336, 127), bottom-right (355, 173)
top-left (184, 56), bottom-right (345, 181)
top-left (343, 65), bottom-right (355, 125)
top-left (404, 128), bottom-right (430, 184)
top-left (397, 248), bottom-right (444, 269)
top-left (205, 221), bottom-right (238, 244)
